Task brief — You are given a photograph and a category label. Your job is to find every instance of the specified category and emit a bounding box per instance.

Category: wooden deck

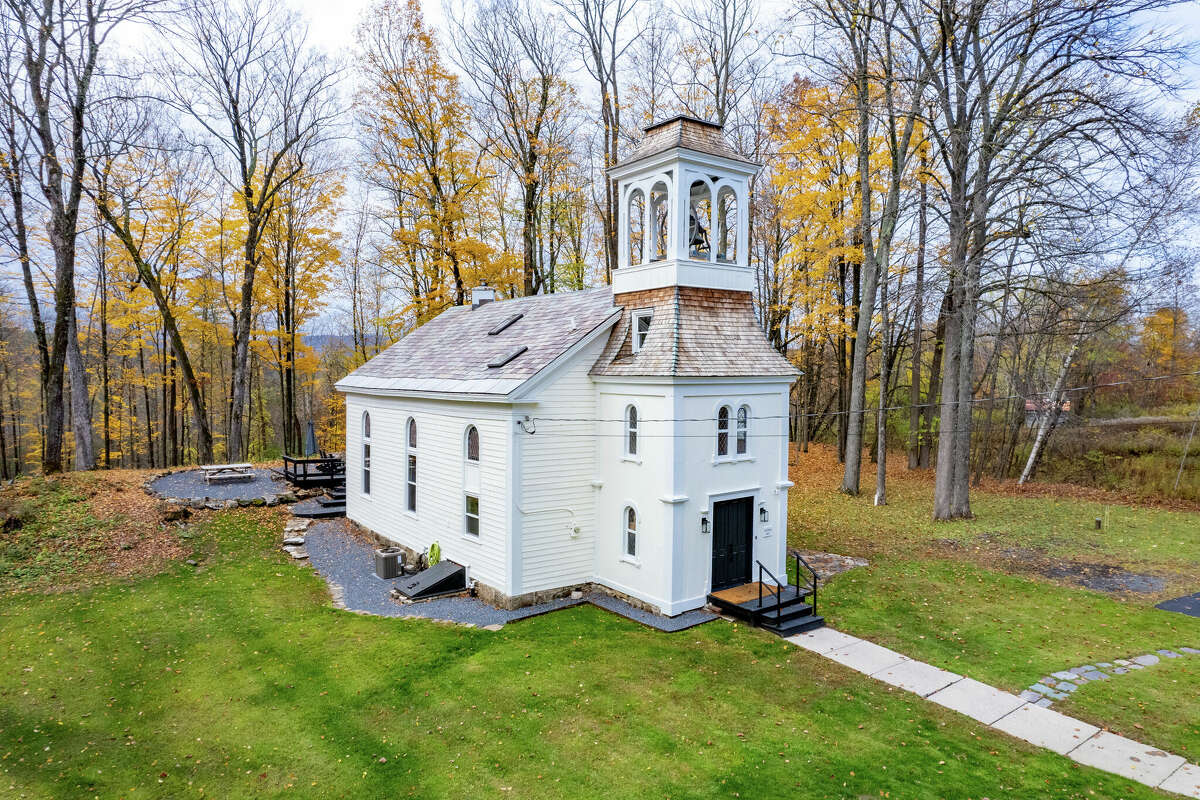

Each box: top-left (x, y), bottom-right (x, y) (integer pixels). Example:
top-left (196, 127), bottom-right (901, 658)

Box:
top-left (710, 582), bottom-right (781, 606)
top-left (281, 455), bottom-right (345, 489)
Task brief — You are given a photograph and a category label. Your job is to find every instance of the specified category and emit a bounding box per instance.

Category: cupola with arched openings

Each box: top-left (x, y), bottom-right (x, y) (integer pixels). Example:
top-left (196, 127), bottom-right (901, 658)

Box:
top-left (611, 115), bottom-right (759, 297)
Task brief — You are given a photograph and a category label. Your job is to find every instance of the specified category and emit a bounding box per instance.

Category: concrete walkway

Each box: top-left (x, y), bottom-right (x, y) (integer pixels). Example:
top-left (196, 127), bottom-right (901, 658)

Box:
top-left (788, 627), bottom-right (1200, 798)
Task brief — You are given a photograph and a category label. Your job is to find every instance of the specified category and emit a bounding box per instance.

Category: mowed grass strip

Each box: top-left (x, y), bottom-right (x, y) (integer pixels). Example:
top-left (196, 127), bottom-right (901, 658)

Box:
top-left (1056, 654), bottom-right (1200, 761)
top-left (818, 559), bottom-right (1200, 691)
top-left (0, 511), bottom-right (1173, 799)
top-left (787, 446), bottom-right (1200, 585)
top-left (787, 445), bottom-right (1200, 758)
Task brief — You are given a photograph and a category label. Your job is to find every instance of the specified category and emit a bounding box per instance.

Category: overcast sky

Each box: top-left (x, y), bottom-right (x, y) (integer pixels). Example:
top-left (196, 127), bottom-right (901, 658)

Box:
top-left (291, 0), bottom-right (1200, 111)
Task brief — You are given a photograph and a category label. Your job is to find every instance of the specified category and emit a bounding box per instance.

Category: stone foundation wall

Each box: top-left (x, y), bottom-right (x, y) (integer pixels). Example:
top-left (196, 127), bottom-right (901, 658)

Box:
top-left (350, 520), bottom-right (672, 616)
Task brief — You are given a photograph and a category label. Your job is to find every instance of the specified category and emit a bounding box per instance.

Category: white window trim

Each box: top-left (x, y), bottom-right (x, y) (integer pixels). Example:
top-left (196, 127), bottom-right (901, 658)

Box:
top-left (361, 411), bottom-right (372, 498)
top-left (631, 309), bottom-right (653, 353)
top-left (405, 417), bottom-right (418, 516)
top-left (713, 454), bottom-right (757, 466)
top-left (464, 493), bottom-right (480, 538)
top-left (715, 404), bottom-right (731, 458)
top-left (622, 505), bottom-right (639, 562)
top-left (624, 404), bottom-right (639, 458)
top-left (465, 424), bottom-right (480, 463)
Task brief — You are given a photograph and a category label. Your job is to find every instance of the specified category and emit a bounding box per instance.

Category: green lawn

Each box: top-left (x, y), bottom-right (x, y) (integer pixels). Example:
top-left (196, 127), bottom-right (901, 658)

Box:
top-left (789, 468), bottom-right (1200, 587)
top-left (788, 446), bottom-right (1200, 759)
top-left (816, 559), bottom-right (1199, 690)
top-left (0, 507), bottom-right (1176, 799)
top-left (1057, 655), bottom-right (1200, 761)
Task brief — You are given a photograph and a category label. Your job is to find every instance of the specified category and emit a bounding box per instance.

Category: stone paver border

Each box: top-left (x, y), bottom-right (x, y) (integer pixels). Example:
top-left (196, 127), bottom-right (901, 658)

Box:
top-left (1021, 647), bottom-right (1200, 708)
top-left (788, 627), bottom-right (1200, 798)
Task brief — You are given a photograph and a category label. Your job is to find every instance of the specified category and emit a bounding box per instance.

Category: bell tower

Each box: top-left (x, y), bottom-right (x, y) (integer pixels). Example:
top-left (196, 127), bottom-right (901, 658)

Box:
top-left (611, 115), bottom-right (759, 296)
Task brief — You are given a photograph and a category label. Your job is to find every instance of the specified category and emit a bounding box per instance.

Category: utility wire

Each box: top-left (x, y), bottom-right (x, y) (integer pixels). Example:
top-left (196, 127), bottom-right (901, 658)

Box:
top-left (529, 369), bottom-right (1200, 425)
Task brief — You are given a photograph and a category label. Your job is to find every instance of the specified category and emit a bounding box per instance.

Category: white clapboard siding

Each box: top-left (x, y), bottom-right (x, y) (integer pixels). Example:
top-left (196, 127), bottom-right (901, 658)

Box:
top-left (517, 336), bottom-right (606, 594)
top-left (345, 394), bottom-right (512, 591)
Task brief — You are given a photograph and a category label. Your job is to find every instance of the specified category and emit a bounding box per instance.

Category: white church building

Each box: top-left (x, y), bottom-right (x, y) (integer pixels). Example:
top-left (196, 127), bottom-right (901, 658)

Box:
top-left (336, 116), bottom-right (800, 617)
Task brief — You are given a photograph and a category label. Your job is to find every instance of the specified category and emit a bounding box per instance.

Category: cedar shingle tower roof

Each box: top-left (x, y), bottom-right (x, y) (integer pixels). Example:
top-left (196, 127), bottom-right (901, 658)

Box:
top-left (616, 115), bottom-right (759, 169)
top-left (591, 287), bottom-right (798, 378)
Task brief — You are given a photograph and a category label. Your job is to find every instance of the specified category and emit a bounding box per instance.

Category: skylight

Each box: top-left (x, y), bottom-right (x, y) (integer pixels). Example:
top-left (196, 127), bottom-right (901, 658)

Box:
top-left (488, 313), bottom-right (524, 336)
top-left (487, 346), bottom-right (528, 369)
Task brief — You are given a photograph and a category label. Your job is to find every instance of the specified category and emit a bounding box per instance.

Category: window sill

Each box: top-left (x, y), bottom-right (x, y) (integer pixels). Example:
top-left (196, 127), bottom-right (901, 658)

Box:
top-left (621, 455), bottom-right (643, 465)
top-left (619, 555), bottom-right (641, 567)
top-left (712, 455), bottom-right (755, 466)
top-left (461, 533), bottom-right (481, 543)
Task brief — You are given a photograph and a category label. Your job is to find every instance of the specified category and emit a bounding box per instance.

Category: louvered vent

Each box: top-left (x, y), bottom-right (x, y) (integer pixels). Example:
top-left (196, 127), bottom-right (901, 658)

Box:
top-left (488, 313), bottom-right (524, 336)
top-left (487, 346), bottom-right (528, 369)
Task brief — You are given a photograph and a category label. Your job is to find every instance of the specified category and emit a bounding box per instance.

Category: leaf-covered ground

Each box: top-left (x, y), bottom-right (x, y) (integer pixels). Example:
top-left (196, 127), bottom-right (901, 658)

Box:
top-left (0, 472), bottom-right (183, 592)
top-left (0, 491), bottom-right (1176, 799)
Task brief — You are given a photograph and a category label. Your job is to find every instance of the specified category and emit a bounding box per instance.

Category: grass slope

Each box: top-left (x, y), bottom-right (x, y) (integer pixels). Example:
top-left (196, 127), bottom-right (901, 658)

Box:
top-left (789, 445), bottom-right (1200, 757)
top-left (0, 510), bottom-right (1173, 799)
top-left (1057, 656), bottom-right (1200, 761)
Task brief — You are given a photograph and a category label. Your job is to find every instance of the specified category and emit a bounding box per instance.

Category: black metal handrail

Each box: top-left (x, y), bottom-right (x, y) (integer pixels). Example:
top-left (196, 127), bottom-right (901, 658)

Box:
top-left (756, 560), bottom-right (785, 624)
top-left (792, 551), bottom-right (819, 618)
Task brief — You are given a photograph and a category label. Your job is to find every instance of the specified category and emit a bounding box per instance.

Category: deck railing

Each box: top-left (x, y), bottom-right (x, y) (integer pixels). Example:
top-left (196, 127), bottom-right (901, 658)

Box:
top-left (756, 552), bottom-right (819, 623)
top-left (281, 454), bottom-right (345, 486)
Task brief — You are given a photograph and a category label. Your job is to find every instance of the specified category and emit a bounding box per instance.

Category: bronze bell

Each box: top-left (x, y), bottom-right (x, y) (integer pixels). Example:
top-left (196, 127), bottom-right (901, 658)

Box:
top-left (688, 204), bottom-right (710, 252)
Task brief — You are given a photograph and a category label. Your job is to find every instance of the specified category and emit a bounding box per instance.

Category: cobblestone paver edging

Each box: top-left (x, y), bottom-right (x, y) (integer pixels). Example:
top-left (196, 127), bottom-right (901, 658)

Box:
top-left (789, 627), bottom-right (1200, 798)
top-left (1023, 647), bottom-right (1200, 707)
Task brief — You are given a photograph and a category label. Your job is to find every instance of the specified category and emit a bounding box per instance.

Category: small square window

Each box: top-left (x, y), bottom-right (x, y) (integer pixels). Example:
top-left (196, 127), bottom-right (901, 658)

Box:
top-left (631, 310), bottom-right (653, 353)
top-left (465, 494), bottom-right (480, 536)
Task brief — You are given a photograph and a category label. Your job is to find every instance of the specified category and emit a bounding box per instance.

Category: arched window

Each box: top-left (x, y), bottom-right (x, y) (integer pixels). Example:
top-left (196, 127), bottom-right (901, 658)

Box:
top-left (361, 411), bottom-right (372, 495)
top-left (628, 188), bottom-right (645, 266)
top-left (465, 425), bottom-right (480, 462)
top-left (716, 405), bottom-right (730, 457)
top-left (736, 405), bottom-right (749, 455)
top-left (688, 180), bottom-right (711, 259)
top-left (716, 186), bottom-right (738, 263)
top-left (623, 506), bottom-right (637, 558)
top-left (405, 417), bottom-right (417, 512)
top-left (650, 181), bottom-right (669, 261)
top-left (625, 405), bottom-right (639, 457)
top-left (463, 425), bottom-right (480, 535)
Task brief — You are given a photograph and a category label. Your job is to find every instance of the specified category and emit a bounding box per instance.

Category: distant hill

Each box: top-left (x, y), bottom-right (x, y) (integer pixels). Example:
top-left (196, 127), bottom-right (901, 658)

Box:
top-left (302, 333), bottom-right (356, 353)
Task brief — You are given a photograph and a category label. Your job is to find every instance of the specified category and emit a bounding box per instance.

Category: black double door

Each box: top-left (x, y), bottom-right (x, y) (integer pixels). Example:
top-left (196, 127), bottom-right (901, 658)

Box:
top-left (711, 497), bottom-right (753, 591)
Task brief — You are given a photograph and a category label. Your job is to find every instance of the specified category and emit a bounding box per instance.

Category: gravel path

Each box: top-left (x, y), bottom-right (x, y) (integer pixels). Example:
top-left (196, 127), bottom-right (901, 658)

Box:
top-left (302, 520), bottom-right (716, 632)
top-left (149, 468), bottom-right (289, 502)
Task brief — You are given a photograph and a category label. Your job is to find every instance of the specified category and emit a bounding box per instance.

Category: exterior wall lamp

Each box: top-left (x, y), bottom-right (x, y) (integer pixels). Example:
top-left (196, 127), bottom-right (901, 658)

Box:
top-left (759, 504), bottom-right (768, 523)
top-left (700, 510), bottom-right (710, 534)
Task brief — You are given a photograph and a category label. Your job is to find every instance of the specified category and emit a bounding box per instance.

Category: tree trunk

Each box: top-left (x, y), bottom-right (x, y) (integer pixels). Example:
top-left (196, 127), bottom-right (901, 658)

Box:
top-left (1019, 335), bottom-right (1082, 484)
top-left (908, 161), bottom-right (927, 469)
top-left (66, 307), bottom-right (95, 470)
top-left (874, 257), bottom-right (889, 505)
top-left (227, 217), bottom-right (261, 462)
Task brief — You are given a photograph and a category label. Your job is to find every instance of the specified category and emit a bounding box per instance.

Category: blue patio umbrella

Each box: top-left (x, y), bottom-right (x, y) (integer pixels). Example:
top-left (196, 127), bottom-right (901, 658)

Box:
top-left (304, 421), bottom-right (319, 457)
